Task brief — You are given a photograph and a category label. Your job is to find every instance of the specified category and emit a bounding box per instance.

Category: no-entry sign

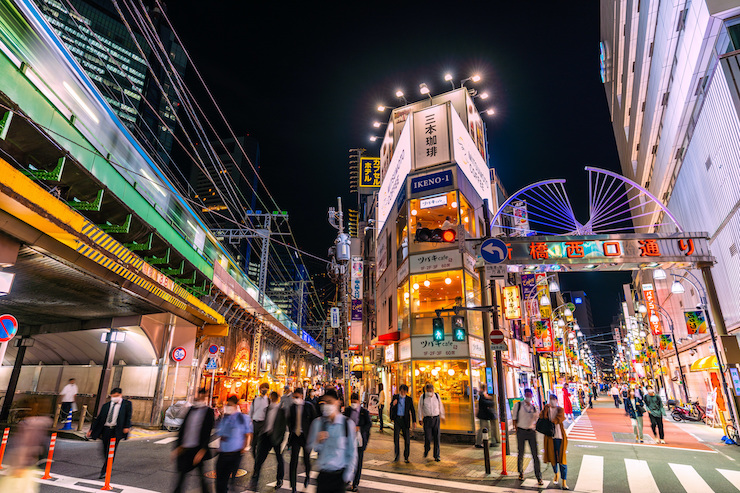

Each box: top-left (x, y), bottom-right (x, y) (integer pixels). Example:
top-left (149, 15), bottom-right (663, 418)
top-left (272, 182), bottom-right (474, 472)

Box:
top-left (171, 347), bottom-right (187, 362)
top-left (0, 314), bottom-right (18, 343)
top-left (490, 329), bottom-right (507, 351)
top-left (208, 344), bottom-right (218, 354)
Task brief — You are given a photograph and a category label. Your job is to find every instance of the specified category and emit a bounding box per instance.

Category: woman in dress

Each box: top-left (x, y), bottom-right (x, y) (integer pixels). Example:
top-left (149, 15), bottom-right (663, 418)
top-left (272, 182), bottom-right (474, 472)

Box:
top-left (540, 394), bottom-right (569, 490)
top-left (562, 385), bottom-right (574, 421)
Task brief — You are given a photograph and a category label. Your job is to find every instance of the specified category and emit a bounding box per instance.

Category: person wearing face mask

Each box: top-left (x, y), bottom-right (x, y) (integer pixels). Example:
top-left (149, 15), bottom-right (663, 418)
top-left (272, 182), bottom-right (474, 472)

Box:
top-left (513, 389), bottom-right (542, 485)
top-left (215, 395), bottom-right (253, 493)
top-left (539, 394), bottom-right (568, 490)
top-left (624, 388), bottom-right (646, 443)
top-left (418, 383), bottom-right (445, 462)
top-left (87, 387), bottom-right (132, 479)
top-left (643, 386), bottom-right (666, 443)
top-left (308, 388), bottom-right (357, 492)
top-left (172, 388), bottom-right (215, 493)
top-left (344, 393), bottom-right (371, 491)
top-left (287, 388), bottom-right (317, 493)
top-left (249, 391), bottom-right (287, 490)
top-left (249, 382), bottom-right (270, 460)
top-left (390, 384), bottom-right (416, 463)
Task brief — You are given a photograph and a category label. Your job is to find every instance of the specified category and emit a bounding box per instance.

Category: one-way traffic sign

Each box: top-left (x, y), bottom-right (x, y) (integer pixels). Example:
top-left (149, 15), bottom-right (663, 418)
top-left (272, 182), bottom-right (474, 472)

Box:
top-left (481, 238), bottom-right (508, 264)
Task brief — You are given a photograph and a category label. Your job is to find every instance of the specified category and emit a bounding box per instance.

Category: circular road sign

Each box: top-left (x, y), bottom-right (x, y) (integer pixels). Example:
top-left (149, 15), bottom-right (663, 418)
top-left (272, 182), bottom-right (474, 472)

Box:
top-left (481, 238), bottom-right (509, 264)
top-left (171, 347), bottom-right (187, 362)
top-left (0, 314), bottom-right (18, 343)
top-left (490, 329), bottom-right (505, 345)
top-left (208, 344), bottom-right (219, 354)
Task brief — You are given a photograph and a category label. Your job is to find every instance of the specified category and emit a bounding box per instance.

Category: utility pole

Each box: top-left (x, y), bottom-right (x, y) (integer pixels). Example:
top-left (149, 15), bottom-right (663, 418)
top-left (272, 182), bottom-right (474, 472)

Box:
top-left (328, 197), bottom-right (351, 399)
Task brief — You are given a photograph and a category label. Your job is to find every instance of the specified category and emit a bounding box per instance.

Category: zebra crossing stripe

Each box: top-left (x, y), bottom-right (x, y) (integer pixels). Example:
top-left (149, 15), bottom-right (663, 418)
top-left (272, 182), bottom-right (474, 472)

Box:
top-left (669, 463), bottom-right (713, 493)
top-left (718, 469), bottom-right (740, 490)
top-left (624, 458), bottom-right (659, 493)
top-left (574, 455), bottom-right (603, 493)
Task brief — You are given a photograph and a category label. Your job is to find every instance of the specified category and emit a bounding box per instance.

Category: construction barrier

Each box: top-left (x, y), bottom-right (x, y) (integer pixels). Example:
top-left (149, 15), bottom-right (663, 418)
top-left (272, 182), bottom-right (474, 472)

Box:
top-left (0, 427), bottom-right (9, 469)
top-left (41, 432), bottom-right (57, 479)
top-left (101, 437), bottom-right (115, 490)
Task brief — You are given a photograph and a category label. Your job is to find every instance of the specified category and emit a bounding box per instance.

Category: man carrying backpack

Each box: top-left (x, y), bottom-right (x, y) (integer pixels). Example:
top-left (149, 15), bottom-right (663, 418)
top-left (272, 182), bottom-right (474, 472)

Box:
top-left (513, 388), bottom-right (542, 485)
top-left (418, 383), bottom-right (445, 462)
top-left (215, 395), bottom-right (253, 493)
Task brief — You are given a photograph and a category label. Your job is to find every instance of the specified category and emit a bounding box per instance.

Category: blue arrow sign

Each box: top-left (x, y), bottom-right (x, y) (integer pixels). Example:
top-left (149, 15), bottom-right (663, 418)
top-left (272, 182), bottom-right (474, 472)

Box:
top-left (481, 238), bottom-right (508, 264)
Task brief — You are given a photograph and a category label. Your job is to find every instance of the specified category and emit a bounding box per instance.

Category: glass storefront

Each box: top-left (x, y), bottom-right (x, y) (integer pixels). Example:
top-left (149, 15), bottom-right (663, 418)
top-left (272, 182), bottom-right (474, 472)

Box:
top-left (413, 360), bottom-right (472, 431)
top-left (410, 269), bottom-right (464, 335)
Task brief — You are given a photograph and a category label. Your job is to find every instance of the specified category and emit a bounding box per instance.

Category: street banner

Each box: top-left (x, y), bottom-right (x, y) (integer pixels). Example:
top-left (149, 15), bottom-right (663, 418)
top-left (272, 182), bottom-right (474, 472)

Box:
top-left (524, 299), bottom-right (539, 319)
top-left (350, 256), bottom-right (363, 346)
top-left (521, 273), bottom-right (537, 299)
top-left (641, 283), bottom-right (662, 335)
top-left (554, 337), bottom-right (563, 352)
top-left (503, 286), bottom-right (522, 320)
top-left (684, 309), bottom-right (707, 334)
top-left (660, 334), bottom-right (674, 351)
top-left (533, 319), bottom-right (554, 352)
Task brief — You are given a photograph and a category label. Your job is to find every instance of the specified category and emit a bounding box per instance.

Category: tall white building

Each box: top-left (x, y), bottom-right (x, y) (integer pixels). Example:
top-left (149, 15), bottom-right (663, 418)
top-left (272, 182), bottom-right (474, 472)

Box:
top-left (601, 1), bottom-right (740, 404)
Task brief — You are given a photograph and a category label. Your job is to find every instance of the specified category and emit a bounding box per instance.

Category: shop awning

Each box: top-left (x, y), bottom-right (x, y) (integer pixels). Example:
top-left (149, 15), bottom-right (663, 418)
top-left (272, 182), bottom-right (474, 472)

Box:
top-left (377, 332), bottom-right (401, 343)
top-left (689, 355), bottom-right (718, 372)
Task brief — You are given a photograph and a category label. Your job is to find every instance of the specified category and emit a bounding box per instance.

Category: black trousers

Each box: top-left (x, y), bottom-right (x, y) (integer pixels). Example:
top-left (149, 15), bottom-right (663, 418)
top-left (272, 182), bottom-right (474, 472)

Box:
top-left (61, 402), bottom-right (73, 418)
top-left (649, 414), bottom-right (665, 439)
top-left (99, 427), bottom-right (122, 475)
top-left (251, 421), bottom-right (264, 459)
top-left (613, 395), bottom-right (620, 407)
top-left (173, 447), bottom-right (209, 493)
top-left (251, 434), bottom-right (284, 484)
top-left (317, 470), bottom-right (345, 493)
top-left (289, 434), bottom-right (311, 490)
top-left (353, 447), bottom-right (364, 488)
top-left (393, 417), bottom-right (410, 460)
top-left (378, 404), bottom-right (385, 430)
top-left (516, 428), bottom-right (541, 479)
top-left (215, 451), bottom-right (242, 493)
top-left (423, 416), bottom-right (441, 459)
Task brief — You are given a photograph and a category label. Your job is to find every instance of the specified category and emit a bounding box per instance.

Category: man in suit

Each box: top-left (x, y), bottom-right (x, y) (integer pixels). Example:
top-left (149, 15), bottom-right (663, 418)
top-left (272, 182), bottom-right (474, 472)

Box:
top-left (389, 384), bottom-right (416, 463)
top-left (345, 392), bottom-right (371, 492)
top-left (287, 388), bottom-right (316, 493)
top-left (249, 391), bottom-right (286, 490)
top-left (87, 387), bottom-right (132, 479)
top-left (172, 388), bottom-right (215, 493)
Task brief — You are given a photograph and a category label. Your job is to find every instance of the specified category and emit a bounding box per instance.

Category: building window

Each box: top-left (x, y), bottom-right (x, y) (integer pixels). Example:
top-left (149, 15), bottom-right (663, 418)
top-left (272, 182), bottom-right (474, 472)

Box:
top-left (410, 191), bottom-right (459, 244)
top-left (398, 282), bottom-right (410, 333)
top-left (459, 193), bottom-right (477, 237)
top-left (464, 273), bottom-right (483, 337)
top-left (413, 360), bottom-right (471, 431)
top-left (410, 270), bottom-right (464, 335)
top-left (397, 206), bottom-right (408, 267)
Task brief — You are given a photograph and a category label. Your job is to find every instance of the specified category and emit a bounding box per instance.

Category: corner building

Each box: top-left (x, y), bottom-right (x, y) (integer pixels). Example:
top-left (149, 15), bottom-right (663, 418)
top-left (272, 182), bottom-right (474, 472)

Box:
top-left (373, 88), bottom-right (495, 435)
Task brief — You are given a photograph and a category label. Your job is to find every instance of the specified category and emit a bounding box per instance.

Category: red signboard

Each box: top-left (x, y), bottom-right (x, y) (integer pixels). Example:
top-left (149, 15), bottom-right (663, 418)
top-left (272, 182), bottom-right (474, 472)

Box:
top-left (641, 283), bottom-right (662, 335)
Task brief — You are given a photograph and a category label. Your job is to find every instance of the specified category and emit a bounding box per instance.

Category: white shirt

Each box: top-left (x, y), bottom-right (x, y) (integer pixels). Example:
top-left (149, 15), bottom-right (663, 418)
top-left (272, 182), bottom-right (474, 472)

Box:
top-left (250, 395), bottom-right (270, 422)
top-left (419, 392), bottom-right (445, 419)
top-left (60, 384), bottom-right (78, 403)
top-left (514, 400), bottom-right (538, 430)
top-left (104, 400), bottom-right (121, 427)
top-left (378, 390), bottom-right (385, 405)
top-left (609, 387), bottom-right (619, 396)
top-left (549, 406), bottom-right (562, 439)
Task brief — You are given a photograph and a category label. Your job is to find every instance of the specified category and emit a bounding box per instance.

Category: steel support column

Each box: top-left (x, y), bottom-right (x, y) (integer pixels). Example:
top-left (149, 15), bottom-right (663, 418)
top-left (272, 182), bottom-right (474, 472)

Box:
top-left (0, 336), bottom-right (31, 422)
top-left (150, 314), bottom-right (176, 425)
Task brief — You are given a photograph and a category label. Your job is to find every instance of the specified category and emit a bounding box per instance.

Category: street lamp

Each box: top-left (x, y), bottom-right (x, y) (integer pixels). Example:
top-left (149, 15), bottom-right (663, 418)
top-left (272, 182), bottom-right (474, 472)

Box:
top-left (653, 268), bottom-right (666, 280)
top-left (649, 313), bottom-right (660, 325)
top-left (549, 280), bottom-right (560, 292)
top-left (460, 74), bottom-right (482, 87)
top-left (564, 307), bottom-right (573, 317)
top-left (444, 73), bottom-right (455, 89)
top-left (671, 279), bottom-right (685, 294)
top-left (395, 90), bottom-right (408, 104)
top-left (540, 294), bottom-right (551, 306)
top-left (638, 304), bottom-right (648, 314)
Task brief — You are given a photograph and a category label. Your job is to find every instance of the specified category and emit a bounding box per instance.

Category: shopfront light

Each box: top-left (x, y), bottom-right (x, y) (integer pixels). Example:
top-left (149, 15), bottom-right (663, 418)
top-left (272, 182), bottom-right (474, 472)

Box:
top-left (471, 74), bottom-right (481, 82)
top-left (653, 268), bottom-right (666, 280)
top-left (451, 201), bottom-right (458, 208)
top-left (540, 295), bottom-right (551, 306)
top-left (448, 369), bottom-right (455, 376)
top-left (415, 369), bottom-right (420, 376)
top-left (413, 282), bottom-right (420, 290)
top-left (396, 90), bottom-right (404, 98)
top-left (424, 279), bottom-right (431, 288)
top-left (419, 83), bottom-right (430, 95)
top-left (431, 369), bottom-right (439, 376)
top-left (577, 331), bottom-right (584, 337)
top-left (444, 73), bottom-right (453, 81)
top-left (639, 330), bottom-right (646, 338)
top-left (671, 280), bottom-right (685, 294)
top-left (549, 281), bottom-right (560, 292)
top-left (638, 304), bottom-right (647, 314)
top-left (564, 308), bottom-right (573, 317)
top-left (373, 121), bottom-right (381, 128)
top-left (573, 323), bottom-right (580, 331)
top-left (411, 209), bottom-right (418, 216)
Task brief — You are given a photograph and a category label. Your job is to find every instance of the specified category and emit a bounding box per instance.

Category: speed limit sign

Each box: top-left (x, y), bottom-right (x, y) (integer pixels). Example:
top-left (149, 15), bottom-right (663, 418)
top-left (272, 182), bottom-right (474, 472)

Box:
top-left (171, 347), bottom-right (187, 362)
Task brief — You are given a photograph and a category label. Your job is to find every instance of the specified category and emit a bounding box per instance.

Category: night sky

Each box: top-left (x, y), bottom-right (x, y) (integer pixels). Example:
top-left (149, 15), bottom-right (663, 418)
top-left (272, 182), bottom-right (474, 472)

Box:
top-left (168, 2), bottom-right (632, 330)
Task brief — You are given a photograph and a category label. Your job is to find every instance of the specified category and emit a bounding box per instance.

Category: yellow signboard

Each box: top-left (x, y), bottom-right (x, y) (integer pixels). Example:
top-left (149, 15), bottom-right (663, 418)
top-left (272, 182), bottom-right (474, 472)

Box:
top-left (360, 157), bottom-right (381, 187)
top-left (503, 286), bottom-right (522, 320)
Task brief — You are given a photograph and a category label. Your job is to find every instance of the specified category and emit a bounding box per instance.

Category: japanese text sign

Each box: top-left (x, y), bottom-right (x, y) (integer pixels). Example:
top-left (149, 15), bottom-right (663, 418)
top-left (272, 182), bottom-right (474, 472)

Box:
top-left (641, 283), bottom-right (662, 335)
top-left (503, 286), bottom-right (522, 320)
top-left (413, 104), bottom-right (451, 169)
top-left (359, 157), bottom-right (381, 188)
top-left (684, 310), bottom-right (707, 334)
top-left (409, 251), bottom-right (462, 274)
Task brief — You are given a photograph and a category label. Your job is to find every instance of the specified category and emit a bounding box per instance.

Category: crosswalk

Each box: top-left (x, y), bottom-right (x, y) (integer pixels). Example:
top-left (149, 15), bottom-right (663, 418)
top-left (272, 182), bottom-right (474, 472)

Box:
top-left (259, 455), bottom-right (740, 493)
top-left (567, 414), bottom-right (596, 440)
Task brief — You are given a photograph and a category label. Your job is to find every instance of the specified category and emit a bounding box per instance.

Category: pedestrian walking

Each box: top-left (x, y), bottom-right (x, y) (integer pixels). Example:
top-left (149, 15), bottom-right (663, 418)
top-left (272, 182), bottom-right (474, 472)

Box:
top-left (588, 387), bottom-right (593, 409)
top-left (87, 387), bottom-right (132, 480)
top-left (249, 391), bottom-right (286, 490)
top-left (562, 385), bottom-right (574, 421)
top-left (249, 382), bottom-right (270, 459)
top-left (307, 388), bottom-right (357, 493)
top-left (540, 394), bottom-right (568, 490)
top-left (280, 384), bottom-right (293, 410)
top-left (344, 393), bottom-right (371, 492)
top-left (475, 384), bottom-right (496, 448)
top-left (513, 389), bottom-right (542, 485)
top-left (643, 386), bottom-right (666, 444)
top-left (621, 384), bottom-right (630, 415)
top-left (59, 378), bottom-right (78, 425)
top-left (377, 383), bottom-right (386, 432)
top-left (215, 395), bottom-right (253, 493)
top-left (592, 383), bottom-right (598, 400)
top-left (172, 388), bottom-right (214, 493)
top-left (418, 383), bottom-right (444, 461)
top-left (609, 384), bottom-right (620, 407)
top-left (287, 388), bottom-right (316, 493)
top-left (390, 384), bottom-right (416, 463)
top-left (624, 388), bottom-right (646, 443)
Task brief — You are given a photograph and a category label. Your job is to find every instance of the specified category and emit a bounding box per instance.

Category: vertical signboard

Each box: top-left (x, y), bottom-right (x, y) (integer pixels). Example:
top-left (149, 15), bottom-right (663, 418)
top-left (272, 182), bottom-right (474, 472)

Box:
top-left (413, 104), bottom-right (451, 169)
top-left (503, 286), bottom-right (522, 320)
top-left (533, 319), bottom-right (554, 352)
top-left (511, 200), bottom-right (531, 236)
top-left (641, 283), bottom-right (662, 335)
top-left (359, 157), bottom-right (381, 189)
top-left (684, 310), bottom-right (707, 334)
top-left (451, 109), bottom-right (493, 212)
top-left (350, 257), bottom-right (363, 346)
top-left (250, 328), bottom-right (262, 377)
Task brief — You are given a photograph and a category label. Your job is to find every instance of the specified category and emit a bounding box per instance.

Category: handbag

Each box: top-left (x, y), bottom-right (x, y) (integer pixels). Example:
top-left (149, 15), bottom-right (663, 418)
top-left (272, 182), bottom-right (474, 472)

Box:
top-left (536, 417), bottom-right (555, 437)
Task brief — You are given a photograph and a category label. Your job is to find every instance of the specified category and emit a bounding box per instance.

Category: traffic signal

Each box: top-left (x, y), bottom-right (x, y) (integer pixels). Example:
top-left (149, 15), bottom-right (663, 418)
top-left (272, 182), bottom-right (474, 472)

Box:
top-left (415, 227), bottom-right (456, 243)
top-left (432, 317), bottom-right (445, 341)
top-left (452, 315), bottom-right (466, 341)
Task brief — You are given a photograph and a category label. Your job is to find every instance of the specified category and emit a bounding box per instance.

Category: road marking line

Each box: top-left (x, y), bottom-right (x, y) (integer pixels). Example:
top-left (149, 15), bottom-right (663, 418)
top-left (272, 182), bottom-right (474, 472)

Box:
top-left (718, 469), bottom-right (740, 490)
top-left (154, 436), bottom-right (177, 444)
top-left (625, 458), bottom-right (659, 493)
top-left (669, 463), bottom-right (713, 493)
top-left (1, 469), bottom-right (160, 493)
top-left (574, 454), bottom-right (603, 493)
top-left (569, 438), bottom-right (717, 453)
top-left (521, 478), bottom-right (550, 488)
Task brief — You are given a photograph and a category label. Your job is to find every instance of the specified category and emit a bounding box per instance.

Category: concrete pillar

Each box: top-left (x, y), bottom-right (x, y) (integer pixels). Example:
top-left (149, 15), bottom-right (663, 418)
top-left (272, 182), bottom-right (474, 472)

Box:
top-left (93, 331), bottom-right (118, 415)
top-left (150, 314), bottom-right (176, 425)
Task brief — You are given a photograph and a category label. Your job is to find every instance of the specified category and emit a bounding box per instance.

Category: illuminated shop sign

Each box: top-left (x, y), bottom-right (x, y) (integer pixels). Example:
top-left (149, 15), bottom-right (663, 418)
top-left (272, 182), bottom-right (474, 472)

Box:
top-left (420, 195), bottom-right (447, 209)
top-left (410, 169), bottom-right (453, 194)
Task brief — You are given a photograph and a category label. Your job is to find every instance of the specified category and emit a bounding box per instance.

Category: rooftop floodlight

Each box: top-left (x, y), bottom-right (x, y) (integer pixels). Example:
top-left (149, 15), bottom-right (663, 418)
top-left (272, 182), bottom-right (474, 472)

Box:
top-left (369, 136), bottom-right (378, 142)
top-left (479, 91), bottom-right (489, 99)
top-left (650, 313), bottom-right (660, 324)
top-left (419, 83), bottom-right (430, 95)
top-left (671, 280), bottom-right (685, 294)
top-left (444, 73), bottom-right (453, 81)
top-left (471, 74), bottom-right (481, 82)
top-left (653, 268), bottom-right (666, 280)
top-left (540, 295), bottom-right (551, 306)
top-left (564, 307), bottom-right (573, 317)
top-left (373, 121), bottom-right (382, 128)
top-left (377, 105), bottom-right (386, 112)
top-left (485, 108), bottom-right (495, 116)
top-left (395, 90), bottom-right (408, 104)
top-left (638, 304), bottom-right (647, 314)
top-left (548, 280), bottom-right (560, 292)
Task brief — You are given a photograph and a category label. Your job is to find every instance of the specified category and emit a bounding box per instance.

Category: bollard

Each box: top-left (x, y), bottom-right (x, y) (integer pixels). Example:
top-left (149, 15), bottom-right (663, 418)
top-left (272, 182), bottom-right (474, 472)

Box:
top-left (61, 409), bottom-right (73, 430)
top-left (0, 427), bottom-right (9, 469)
top-left (52, 404), bottom-right (62, 428)
top-left (500, 421), bottom-right (508, 476)
top-left (101, 437), bottom-right (115, 490)
top-left (482, 427), bottom-right (491, 475)
top-left (41, 432), bottom-right (57, 479)
top-left (78, 404), bottom-right (87, 432)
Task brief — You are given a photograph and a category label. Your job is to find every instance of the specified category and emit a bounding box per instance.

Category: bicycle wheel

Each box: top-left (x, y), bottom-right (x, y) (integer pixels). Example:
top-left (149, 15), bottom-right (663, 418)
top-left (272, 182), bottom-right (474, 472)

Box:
top-left (725, 424), bottom-right (740, 445)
